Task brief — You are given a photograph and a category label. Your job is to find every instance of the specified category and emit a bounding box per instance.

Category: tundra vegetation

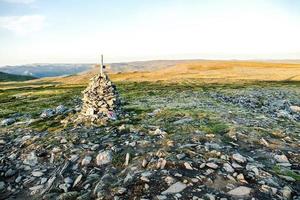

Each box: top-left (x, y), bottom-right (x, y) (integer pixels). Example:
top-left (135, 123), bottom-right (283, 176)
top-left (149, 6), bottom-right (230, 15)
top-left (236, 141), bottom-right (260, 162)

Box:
top-left (0, 61), bottom-right (299, 199)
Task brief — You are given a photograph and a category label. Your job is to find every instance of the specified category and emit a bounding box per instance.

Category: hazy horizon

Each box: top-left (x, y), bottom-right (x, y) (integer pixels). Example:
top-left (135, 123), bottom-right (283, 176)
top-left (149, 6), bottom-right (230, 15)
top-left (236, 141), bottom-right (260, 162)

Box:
top-left (1, 0), bottom-right (300, 66)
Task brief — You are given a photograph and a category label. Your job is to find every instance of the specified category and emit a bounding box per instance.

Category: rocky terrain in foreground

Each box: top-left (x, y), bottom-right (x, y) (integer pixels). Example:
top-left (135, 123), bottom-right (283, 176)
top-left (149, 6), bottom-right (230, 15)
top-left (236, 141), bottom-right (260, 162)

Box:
top-left (0, 81), bottom-right (299, 200)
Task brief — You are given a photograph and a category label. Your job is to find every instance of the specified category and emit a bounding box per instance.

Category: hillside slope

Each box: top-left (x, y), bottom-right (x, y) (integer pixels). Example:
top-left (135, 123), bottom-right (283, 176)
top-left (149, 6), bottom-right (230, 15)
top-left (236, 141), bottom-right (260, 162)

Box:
top-left (0, 71), bottom-right (36, 82)
top-left (42, 60), bottom-right (300, 84)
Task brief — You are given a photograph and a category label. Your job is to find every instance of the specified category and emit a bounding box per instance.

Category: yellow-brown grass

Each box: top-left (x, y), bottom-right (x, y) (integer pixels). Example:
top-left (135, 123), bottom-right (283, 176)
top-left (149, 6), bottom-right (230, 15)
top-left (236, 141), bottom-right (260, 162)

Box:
top-left (33, 60), bottom-right (300, 84)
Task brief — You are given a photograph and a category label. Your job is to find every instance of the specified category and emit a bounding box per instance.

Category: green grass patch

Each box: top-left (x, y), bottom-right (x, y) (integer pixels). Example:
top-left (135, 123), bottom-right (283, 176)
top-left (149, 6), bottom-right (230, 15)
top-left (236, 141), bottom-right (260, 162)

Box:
top-left (273, 165), bottom-right (300, 181)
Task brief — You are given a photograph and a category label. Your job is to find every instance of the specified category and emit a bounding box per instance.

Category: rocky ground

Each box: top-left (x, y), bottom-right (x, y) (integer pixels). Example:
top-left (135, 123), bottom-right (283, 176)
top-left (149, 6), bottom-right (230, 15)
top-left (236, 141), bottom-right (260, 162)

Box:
top-left (0, 80), bottom-right (299, 200)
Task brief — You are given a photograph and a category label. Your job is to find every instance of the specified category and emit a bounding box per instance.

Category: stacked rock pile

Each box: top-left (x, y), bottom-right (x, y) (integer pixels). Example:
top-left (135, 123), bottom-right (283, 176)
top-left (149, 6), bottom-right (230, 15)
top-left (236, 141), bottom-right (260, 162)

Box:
top-left (79, 73), bottom-right (120, 123)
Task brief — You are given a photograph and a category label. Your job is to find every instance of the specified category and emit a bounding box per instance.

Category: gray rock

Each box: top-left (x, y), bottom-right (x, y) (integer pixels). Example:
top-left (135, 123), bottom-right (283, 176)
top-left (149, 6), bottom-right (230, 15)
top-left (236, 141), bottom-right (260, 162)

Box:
top-left (206, 163), bottom-right (218, 169)
top-left (64, 177), bottom-right (73, 184)
top-left (0, 139), bottom-right (6, 145)
top-left (15, 176), bottom-right (22, 183)
top-left (161, 182), bottom-right (187, 195)
top-left (5, 169), bottom-right (16, 177)
top-left (1, 118), bottom-right (16, 126)
top-left (73, 174), bottom-right (82, 188)
top-left (91, 144), bottom-right (100, 151)
top-left (227, 186), bottom-right (252, 197)
top-left (281, 186), bottom-right (292, 200)
top-left (40, 109), bottom-right (55, 118)
top-left (223, 163), bottom-right (234, 173)
top-left (29, 185), bottom-right (43, 195)
top-left (246, 164), bottom-right (259, 176)
top-left (0, 181), bottom-right (5, 192)
top-left (57, 191), bottom-right (79, 200)
top-left (176, 153), bottom-right (186, 160)
top-left (23, 152), bottom-right (38, 166)
top-left (96, 150), bottom-right (112, 166)
top-left (32, 171), bottom-right (44, 177)
top-left (55, 105), bottom-right (67, 114)
top-left (156, 195), bottom-right (167, 200)
top-left (41, 177), bottom-right (48, 184)
top-left (81, 156), bottom-right (92, 166)
top-left (232, 153), bottom-right (247, 163)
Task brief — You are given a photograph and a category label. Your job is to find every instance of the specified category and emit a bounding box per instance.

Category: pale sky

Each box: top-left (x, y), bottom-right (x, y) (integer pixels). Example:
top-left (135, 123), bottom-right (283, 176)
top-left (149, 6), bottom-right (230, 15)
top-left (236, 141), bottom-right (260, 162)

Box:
top-left (0, 0), bottom-right (300, 66)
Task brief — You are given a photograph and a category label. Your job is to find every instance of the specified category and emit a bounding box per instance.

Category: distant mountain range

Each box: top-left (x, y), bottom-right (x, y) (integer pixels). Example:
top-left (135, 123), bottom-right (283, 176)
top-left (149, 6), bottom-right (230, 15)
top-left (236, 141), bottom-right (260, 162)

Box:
top-left (0, 64), bottom-right (94, 78)
top-left (1, 59), bottom-right (300, 79)
top-left (0, 61), bottom-right (184, 78)
top-left (0, 71), bottom-right (36, 82)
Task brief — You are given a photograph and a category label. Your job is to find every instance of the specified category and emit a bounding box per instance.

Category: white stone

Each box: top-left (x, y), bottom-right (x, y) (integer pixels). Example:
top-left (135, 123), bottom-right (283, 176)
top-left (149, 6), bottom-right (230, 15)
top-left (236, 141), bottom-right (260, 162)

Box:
top-left (32, 171), bottom-right (44, 177)
top-left (184, 162), bottom-right (193, 170)
top-left (232, 153), bottom-right (247, 163)
top-left (290, 105), bottom-right (300, 113)
top-left (96, 151), bottom-right (112, 166)
top-left (274, 154), bottom-right (289, 163)
top-left (206, 163), bottom-right (218, 169)
top-left (227, 186), bottom-right (252, 197)
top-left (81, 156), bottom-right (92, 166)
top-left (23, 152), bottom-right (38, 166)
top-left (161, 182), bottom-right (187, 195)
top-left (73, 174), bottom-right (83, 188)
top-left (124, 153), bottom-right (130, 166)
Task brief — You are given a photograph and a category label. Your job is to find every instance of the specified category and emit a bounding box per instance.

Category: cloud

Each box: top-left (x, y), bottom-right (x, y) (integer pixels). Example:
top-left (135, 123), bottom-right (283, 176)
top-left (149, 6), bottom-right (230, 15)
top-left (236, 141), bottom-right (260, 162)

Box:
top-left (1, 0), bottom-right (36, 4)
top-left (0, 15), bottom-right (45, 35)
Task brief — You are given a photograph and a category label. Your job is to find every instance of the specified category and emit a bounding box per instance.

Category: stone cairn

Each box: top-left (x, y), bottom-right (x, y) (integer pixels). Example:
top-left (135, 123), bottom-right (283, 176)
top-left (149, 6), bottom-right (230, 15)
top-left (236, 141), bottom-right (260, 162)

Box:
top-left (79, 72), bottom-right (121, 124)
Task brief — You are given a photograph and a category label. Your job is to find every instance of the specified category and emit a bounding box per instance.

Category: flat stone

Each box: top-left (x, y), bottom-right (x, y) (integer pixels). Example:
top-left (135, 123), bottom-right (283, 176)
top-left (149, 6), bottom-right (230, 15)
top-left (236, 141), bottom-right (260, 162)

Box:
top-left (29, 185), bottom-right (44, 195)
top-left (23, 152), bottom-right (38, 166)
top-left (223, 163), bottom-right (234, 173)
top-left (5, 169), bottom-right (16, 177)
top-left (96, 150), bottom-right (112, 166)
top-left (227, 186), bottom-right (252, 197)
top-left (274, 154), bottom-right (289, 163)
top-left (156, 195), bottom-right (167, 200)
top-left (290, 105), bottom-right (300, 113)
top-left (161, 182), bottom-right (187, 195)
top-left (232, 153), bottom-right (247, 163)
top-left (73, 174), bottom-right (82, 188)
top-left (81, 156), bottom-right (92, 166)
top-left (176, 153), bottom-right (186, 160)
top-left (0, 181), bottom-right (5, 191)
top-left (281, 186), bottom-right (292, 199)
top-left (41, 178), bottom-right (48, 184)
top-left (91, 144), bottom-right (100, 151)
top-left (0, 139), bottom-right (6, 145)
top-left (231, 162), bottom-right (243, 169)
top-left (206, 163), bottom-right (218, 169)
top-left (184, 162), bottom-right (193, 170)
top-left (32, 171), bottom-right (44, 177)
top-left (1, 118), bottom-right (15, 126)
top-left (64, 177), bottom-right (73, 184)
top-left (60, 138), bottom-right (67, 144)
top-left (15, 176), bottom-right (22, 183)
top-left (246, 164), bottom-right (259, 176)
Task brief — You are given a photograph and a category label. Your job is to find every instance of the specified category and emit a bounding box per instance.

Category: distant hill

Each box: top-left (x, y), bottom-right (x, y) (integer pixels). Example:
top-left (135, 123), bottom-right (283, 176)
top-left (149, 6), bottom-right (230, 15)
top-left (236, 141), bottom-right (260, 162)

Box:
top-left (0, 71), bottom-right (36, 82)
top-left (2, 59), bottom-right (300, 79)
top-left (43, 60), bottom-right (300, 84)
top-left (0, 64), bottom-right (94, 78)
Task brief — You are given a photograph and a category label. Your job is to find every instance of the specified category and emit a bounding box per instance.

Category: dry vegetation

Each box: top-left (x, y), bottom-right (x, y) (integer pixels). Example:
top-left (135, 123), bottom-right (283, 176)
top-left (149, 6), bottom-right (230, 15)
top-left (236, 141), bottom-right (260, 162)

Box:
top-left (36, 60), bottom-right (300, 84)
